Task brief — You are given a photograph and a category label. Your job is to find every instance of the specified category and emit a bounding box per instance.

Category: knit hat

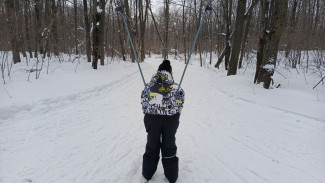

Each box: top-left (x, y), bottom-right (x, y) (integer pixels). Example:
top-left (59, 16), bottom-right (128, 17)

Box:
top-left (158, 60), bottom-right (172, 73)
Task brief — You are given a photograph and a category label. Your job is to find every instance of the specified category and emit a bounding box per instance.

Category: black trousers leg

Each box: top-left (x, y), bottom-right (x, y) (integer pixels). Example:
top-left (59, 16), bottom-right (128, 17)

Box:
top-left (142, 114), bottom-right (180, 182)
top-left (142, 115), bottom-right (161, 180)
top-left (161, 114), bottom-right (180, 183)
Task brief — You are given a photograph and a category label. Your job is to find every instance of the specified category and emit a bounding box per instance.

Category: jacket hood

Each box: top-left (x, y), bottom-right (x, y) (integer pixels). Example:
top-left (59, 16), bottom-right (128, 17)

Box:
top-left (150, 70), bottom-right (174, 84)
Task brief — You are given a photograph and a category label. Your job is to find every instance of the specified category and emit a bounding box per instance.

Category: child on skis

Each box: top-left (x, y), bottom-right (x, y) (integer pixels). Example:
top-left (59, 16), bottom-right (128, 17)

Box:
top-left (141, 60), bottom-right (185, 183)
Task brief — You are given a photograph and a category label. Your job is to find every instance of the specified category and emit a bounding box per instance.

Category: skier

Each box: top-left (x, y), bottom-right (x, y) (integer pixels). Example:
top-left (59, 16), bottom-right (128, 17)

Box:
top-left (141, 60), bottom-right (185, 183)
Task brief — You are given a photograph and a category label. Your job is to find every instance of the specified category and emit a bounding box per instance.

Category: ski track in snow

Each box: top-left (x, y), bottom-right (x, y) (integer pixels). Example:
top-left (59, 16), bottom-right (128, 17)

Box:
top-left (217, 89), bottom-right (325, 123)
top-left (1, 57), bottom-right (325, 183)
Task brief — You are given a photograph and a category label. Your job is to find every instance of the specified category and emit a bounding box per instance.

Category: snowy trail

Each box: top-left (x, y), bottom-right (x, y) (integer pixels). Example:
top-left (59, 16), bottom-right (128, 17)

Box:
top-left (177, 65), bottom-right (325, 183)
top-left (1, 57), bottom-right (325, 183)
top-left (1, 63), bottom-right (150, 183)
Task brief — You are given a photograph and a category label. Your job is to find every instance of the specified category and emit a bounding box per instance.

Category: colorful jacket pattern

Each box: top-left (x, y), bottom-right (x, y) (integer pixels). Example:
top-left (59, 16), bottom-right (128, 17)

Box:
top-left (141, 71), bottom-right (185, 115)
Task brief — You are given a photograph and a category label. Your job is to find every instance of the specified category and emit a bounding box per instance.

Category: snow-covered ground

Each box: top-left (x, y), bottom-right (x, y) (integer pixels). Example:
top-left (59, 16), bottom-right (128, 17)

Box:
top-left (0, 54), bottom-right (324, 183)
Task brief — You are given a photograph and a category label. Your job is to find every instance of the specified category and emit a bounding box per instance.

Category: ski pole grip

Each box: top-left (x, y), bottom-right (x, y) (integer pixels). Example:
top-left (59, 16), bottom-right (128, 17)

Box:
top-left (205, 5), bottom-right (212, 11)
top-left (115, 6), bottom-right (124, 12)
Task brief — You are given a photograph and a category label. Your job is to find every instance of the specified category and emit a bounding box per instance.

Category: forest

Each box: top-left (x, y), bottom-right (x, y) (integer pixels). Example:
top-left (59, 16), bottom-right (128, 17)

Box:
top-left (1, 1), bottom-right (325, 183)
top-left (0, 0), bottom-right (325, 88)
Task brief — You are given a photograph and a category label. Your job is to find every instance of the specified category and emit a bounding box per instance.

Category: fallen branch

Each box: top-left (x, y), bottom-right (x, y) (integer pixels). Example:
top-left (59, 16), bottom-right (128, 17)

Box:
top-left (25, 69), bottom-right (42, 73)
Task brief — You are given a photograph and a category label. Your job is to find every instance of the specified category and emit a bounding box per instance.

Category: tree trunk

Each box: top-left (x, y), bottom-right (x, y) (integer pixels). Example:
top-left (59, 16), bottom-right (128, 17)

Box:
top-left (182, 0), bottom-right (187, 64)
top-left (285, 0), bottom-right (298, 58)
top-left (99, 0), bottom-right (106, 65)
top-left (255, 0), bottom-right (266, 84)
top-left (17, 7), bottom-right (27, 58)
top-left (209, 12), bottom-right (213, 65)
top-left (215, 30), bottom-right (235, 69)
top-left (238, 15), bottom-right (251, 69)
top-left (117, 11), bottom-right (126, 61)
top-left (57, 0), bottom-right (66, 53)
top-left (163, 0), bottom-right (169, 59)
top-left (24, 0), bottom-right (33, 58)
top-left (238, 0), bottom-right (259, 69)
top-left (227, 0), bottom-right (246, 76)
top-left (51, 0), bottom-right (59, 56)
top-left (255, 0), bottom-right (288, 89)
top-left (139, 0), bottom-right (149, 62)
top-left (197, 0), bottom-right (203, 66)
top-left (83, 0), bottom-right (91, 62)
top-left (124, 0), bottom-right (135, 62)
top-left (34, 0), bottom-right (43, 56)
top-left (224, 0), bottom-right (232, 70)
top-left (44, 0), bottom-right (51, 58)
top-left (215, 47), bottom-right (226, 68)
top-left (5, 0), bottom-right (21, 63)
top-left (74, 0), bottom-right (79, 54)
top-left (313, 0), bottom-right (320, 33)
top-left (92, 0), bottom-right (100, 69)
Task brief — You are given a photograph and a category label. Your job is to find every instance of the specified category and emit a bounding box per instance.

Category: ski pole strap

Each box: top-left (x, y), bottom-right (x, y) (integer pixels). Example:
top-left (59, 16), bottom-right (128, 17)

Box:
top-left (176, 5), bottom-right (212, 96)
top-left (116, 6), bottom-right (150, 99)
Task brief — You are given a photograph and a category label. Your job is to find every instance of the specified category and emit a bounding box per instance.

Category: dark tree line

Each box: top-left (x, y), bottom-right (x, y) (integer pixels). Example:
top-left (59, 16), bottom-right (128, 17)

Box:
top-left (0, 0), bottom-right (324, 88)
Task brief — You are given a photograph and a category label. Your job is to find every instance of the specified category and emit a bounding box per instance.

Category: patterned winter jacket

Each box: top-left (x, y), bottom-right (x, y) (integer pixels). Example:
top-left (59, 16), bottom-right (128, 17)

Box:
top-left (141, 70), bottom-right (185, 115)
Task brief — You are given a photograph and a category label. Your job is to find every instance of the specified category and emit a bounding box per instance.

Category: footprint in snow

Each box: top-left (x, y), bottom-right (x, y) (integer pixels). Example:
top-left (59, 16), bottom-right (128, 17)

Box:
top-left (24, 178), bottom-right (32, 183)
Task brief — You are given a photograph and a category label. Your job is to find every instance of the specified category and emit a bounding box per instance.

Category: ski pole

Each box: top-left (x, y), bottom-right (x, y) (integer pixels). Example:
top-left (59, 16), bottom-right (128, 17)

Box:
top-left (115, 6), bottom-right (150, 98)
top-left (176, 5), bottom-right (212, 96)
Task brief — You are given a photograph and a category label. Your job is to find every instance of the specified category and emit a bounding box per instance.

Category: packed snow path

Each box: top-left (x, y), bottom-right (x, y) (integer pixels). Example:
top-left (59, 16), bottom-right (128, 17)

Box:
top-left (1, 57), bottom-right (324, 183)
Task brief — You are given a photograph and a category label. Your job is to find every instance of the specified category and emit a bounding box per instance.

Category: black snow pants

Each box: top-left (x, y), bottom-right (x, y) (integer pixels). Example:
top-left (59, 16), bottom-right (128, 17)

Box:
top-left (142, 113), bottom-right (180, 183)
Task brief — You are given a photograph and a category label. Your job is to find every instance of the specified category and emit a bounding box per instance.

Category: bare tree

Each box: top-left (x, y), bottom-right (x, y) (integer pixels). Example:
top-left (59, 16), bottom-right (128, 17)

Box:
top-left (139, 0), bottom-right (149, 62)
top-left (34, 0), bottom-right (44, 56)
top-left (51, 0), bottom-right (59, 56)
top-left (224, 0), bottom-right (232, 70)
top-left (99, 0), bottom-right (106, 65)
top-left (238, 0), bottom-right (259, 69)
top-left (5, 0), bottom-right (21, 63)
top-left (92, 0), bottom-right (100, 69)
top-left (124, 0), bottom-right (135, 62)
top-left (24, 0), bottom-right (33, 58)
top-left (116, 4), bottom-right (126, 61)
top-left (182, 0), bottom-right (187, 64)
top-left (74, 0), bottom-right (79, 54)
top-left (163, 0), bottom-right (170, 59)
top-left (255, 0), bottom-right (289, 89)
top-left (285, 0), bottom-right (298, 58)
top-left (1, 0), bottom-right (324, 77)
top-left (83, 0), bottom-right (91, 62)
top-left (227, 0), bottom-right (246, 76)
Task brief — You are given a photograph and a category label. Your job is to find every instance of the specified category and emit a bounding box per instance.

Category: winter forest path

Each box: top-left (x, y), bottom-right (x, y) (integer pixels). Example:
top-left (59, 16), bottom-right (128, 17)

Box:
top-left (0, 56), bottom-right (324, 183)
